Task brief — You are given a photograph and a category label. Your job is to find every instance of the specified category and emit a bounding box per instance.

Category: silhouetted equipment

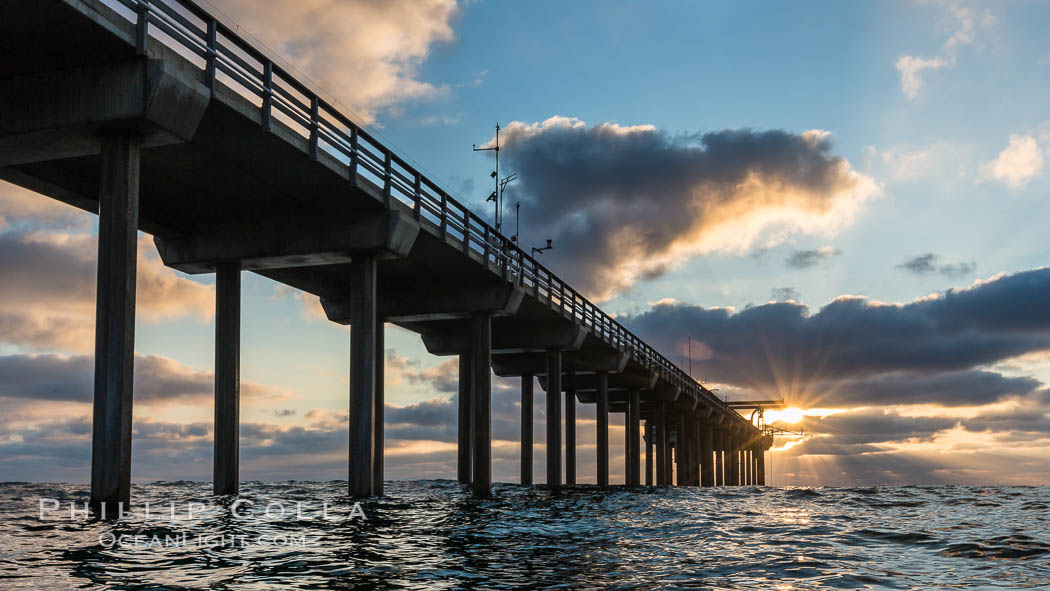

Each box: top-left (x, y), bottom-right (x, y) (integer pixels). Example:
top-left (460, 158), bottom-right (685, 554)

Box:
top-left (532, 239), bottom-right (554, 257)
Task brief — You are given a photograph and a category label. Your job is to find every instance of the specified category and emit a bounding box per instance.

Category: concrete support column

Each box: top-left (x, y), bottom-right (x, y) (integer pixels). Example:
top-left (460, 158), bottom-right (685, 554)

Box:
top-left (545, 349), bottom-right (562, 487)
top-left (751, 445), bottom-right (759, 486)
top-left (757, 446), bottom-right (766, 486)
top-left (520, 374), bottom-right (533, 486)
top-left (644, 421), bottom-right (654, 486)
top-left (91, 133), bottom-right (141, 510)
top-left (213, 262), bottom-right (240, 496)
top-left (675, 413), bottom-right (687, 486)
top-left (714, 430), bottom-right (724, 486)
top-left (699, 424), bottom-right (714, 487)
top-left (628, 390), bottom-right (641, 486)
top-left (617, 407), bottom-right (625, 484)
top-left (743, 448), bottom-right (751, 486)
top-left (373, 319), bottom-right (385, 495)
top-left (655, 402), bottom-right (668, 486)
top-left (470, 313), bottom-right (492, 497)
top-left (457, 355), bottom-right (472, 484)
top-left (595, 372), bottom-right (609, 487)
top-left (348, 255), bottom-right (377, 497)
top-left (565, 387), bottom-right (576, 486)
top-left (726, 435), bottom-right (738, 486)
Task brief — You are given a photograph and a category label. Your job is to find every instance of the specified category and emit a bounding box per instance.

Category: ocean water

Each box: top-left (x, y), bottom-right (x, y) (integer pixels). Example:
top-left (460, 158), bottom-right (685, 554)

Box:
top-left (0, 481), bottom-right (1047, 590)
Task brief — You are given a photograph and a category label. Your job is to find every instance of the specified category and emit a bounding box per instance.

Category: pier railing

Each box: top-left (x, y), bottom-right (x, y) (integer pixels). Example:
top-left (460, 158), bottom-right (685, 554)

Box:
top-left (111, 0), bottom-right (742, 420)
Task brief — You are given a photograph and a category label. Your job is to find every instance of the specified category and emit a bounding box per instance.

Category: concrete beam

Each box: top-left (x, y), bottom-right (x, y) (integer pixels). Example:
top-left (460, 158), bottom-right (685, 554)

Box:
top-left (548, 371), bottom-right (657, 394)
top-left (0, 58), bottom-right (208, 166)
top-left (490, 348), bottom-right (628, 378)
top-left (325, 280), bottom-right (521, 324)
top-left (155, 210), bottom-right (419, 274)
top-left (419, 318), bottom-right (587, 356)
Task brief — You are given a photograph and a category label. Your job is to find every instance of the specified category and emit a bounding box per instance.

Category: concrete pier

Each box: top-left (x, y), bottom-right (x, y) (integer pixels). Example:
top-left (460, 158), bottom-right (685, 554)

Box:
top-left (675, 414), bottom-right (687, 486)
top-left (628, 390), bottom-right (641, 486)
top-left (0, 0), bottom-right (772, 502)
top-left (545, 349), bottom-right (562, 487)
top-left (565, 387), bottom-right (576, 486)
top-left (726, 434), bottom-right (739, 486)
top-left (213, 262), bottom-right (240, 495)
top-left (373, 321), bottom-right (385, 495)
top-left (521, 374), bottom-right (533, 485)
top-left (471, 313), bottom-right (492, 497)
top-left (348, 256), bottom-right (377, 497)
top-left (596, 372), bottom-right (609, 487)
top-left (90, 133), bottom-right (141, 509)
top-left (714, 430), bottom-right (724, 486)
top-left (656, 402), bottom-right (668, 485)
top-left (644, 421), bottom-right (654, 486)
top-left (700, 423), bottom-right (714, 487)
top-left (757, 446), bottom-right (766, 486)
top-left (458, 355), bottom-right (472, 484)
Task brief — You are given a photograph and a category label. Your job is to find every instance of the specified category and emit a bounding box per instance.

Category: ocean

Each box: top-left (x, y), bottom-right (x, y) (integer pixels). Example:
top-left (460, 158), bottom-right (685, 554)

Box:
top-left (1, 481), bottom-right (1048, 589)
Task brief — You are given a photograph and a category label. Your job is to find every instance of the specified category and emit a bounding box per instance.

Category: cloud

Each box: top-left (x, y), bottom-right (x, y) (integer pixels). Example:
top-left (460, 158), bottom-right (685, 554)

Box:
top-left (0, 352), bottom-right (288, 404)
top-left (795, 409), bottom-right (958, 450)
top-left (897, 253), bottom-right (976, 278)
top-left (0, 182), bottom-right (87, 232)
top-left (894, 2), bottom-right (991, 100)
top-left (979, 134), bottom-right (1044, 188)
top-left (499, 117), bottom-right (878, 300)
top-left (785, 246), bottom-right (841, 269)
top-left (209, 0), bottom-right (458, 123)
top-left (771, 287), bottom-right (801, 302)
top-left (0, 229), bottom-right (214, 353)
top-left (624, 268), bottom-right (1050, 406)
top-left (896, 55), bottom-right (950, 100)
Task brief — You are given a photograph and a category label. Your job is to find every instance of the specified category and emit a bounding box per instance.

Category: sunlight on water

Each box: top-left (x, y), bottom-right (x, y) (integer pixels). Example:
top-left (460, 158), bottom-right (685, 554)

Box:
top-left (0, 482), bottom-right (1048, 589)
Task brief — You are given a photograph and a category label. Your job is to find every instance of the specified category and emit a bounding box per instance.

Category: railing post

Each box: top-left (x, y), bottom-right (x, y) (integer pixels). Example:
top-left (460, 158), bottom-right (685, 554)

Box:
top-left (309, 96), bottom-right (319, 160)
top-left (382, 151), bottom-right (392, 205)
top-left (261, 61), bottom-right (273, 131)
top-left (135, 0), bottom-right (149, 55)
top-left (439, 193), bottom-right (448, 237)
top-left (462, 211), bottom-right (470, 255)
top-left (412, 173), bottom-right (421, 220)
top-left (204, 18), bottom-right (217, 92)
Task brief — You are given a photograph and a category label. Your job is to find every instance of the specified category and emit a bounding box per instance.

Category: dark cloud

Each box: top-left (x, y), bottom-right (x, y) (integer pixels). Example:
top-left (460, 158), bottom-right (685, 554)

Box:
top-left (499, 118), bottom-right (875, 299)
top-left (785, 247), bottom-right (841, 269)
top-left (897, 253), bottom-right (977, 278)
top-left (624, 268), bottom-right (1050, 406)
top-left (771, 287), bottom-right (801, 302)
top-left (0, 230), bottom-right (212, 353)
top-left (819, 370), bottom-right (1041, 407)
top-left (795, 410), bottom-right (958, 448)
top-left (0, 353), bottom-right (286, 403)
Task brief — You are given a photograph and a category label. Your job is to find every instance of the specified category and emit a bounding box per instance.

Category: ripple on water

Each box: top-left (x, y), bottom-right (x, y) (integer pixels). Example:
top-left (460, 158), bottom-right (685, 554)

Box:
top-left (0, 482), bottom-right (1047, 590)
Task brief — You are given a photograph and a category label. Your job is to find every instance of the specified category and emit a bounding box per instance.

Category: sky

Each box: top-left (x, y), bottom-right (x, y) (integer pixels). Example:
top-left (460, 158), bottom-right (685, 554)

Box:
top-left (2, 0), bottom-right (1049, 487)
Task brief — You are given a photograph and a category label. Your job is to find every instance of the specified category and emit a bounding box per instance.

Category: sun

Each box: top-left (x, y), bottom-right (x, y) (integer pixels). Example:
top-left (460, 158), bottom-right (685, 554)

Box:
top-left (765, 407), bottom-right (806, 424)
